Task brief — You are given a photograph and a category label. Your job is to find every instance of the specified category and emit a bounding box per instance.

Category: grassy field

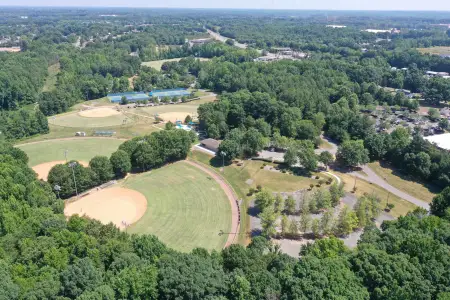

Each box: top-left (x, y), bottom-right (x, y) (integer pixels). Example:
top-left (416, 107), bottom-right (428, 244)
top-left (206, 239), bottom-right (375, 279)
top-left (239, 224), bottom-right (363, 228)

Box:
top-left (49, 111), bottom-right (131, 128)
top-left (141, 58), bottom-right (210, 70)
top-left (333, 170), bottom-right (418, 218)
top-left (189, 150), bottom-right (333, 244)
top-left (42, 63), bottom-right (60, 92)
top-left (368, 162), bottom-right (441, 203)
top-left (17, 138), bottom-right (124, 166)
top-left (417, 46), bottom-right (450, 56)
top-left (133, 104), bottom-right (199, 118)
top-left (125, 161), bottom-right (231, 252)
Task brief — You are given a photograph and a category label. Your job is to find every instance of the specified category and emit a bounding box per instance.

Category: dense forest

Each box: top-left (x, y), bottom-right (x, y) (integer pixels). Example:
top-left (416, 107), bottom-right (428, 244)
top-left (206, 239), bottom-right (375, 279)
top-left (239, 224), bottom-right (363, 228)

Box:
top-left (0, 142), bottom-right (449, 299)
top-left (0, 7), bottom-right (450, 299)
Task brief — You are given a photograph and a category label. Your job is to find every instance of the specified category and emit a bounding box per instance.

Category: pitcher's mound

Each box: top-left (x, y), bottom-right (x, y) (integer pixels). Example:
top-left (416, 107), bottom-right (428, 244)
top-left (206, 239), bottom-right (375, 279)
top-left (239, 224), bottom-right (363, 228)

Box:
top-left (33, 160), bottom-right (89, 181)
top-left (79, 107), bottom-right (121, 118)
top-left (64, 187), bottom-right (147, 230)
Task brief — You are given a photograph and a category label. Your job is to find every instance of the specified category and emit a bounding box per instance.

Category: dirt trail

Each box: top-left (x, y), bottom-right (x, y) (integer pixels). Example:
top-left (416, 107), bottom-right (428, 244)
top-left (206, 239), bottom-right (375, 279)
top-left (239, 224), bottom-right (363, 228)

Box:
top-left (184, 159), bottom-right (240, 248)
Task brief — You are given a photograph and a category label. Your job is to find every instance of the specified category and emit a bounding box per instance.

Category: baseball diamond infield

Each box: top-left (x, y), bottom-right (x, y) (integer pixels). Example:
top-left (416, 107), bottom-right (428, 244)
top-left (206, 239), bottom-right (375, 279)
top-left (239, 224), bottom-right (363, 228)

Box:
top-left (64, 187), bottom-right (147, 230)
top-left (78, 107), bottom-right (122, 118)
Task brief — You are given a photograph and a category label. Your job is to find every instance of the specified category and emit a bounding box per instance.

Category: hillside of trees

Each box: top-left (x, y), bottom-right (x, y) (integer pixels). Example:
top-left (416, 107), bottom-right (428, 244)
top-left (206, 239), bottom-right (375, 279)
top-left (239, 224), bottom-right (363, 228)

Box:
top-left (0, 141), bottom-right (449, 299)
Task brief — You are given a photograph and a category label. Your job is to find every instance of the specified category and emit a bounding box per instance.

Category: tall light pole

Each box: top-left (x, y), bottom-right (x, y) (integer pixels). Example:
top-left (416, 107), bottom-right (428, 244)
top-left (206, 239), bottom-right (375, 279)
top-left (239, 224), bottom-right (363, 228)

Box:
top-left (64, 150), bottom-right (69, 163)
top-left (68, 162), bottom-right (78, 198)
top-left (220, 151), bottom-right (226, 172)
top-left (54, 184), bottom-right (61, 199)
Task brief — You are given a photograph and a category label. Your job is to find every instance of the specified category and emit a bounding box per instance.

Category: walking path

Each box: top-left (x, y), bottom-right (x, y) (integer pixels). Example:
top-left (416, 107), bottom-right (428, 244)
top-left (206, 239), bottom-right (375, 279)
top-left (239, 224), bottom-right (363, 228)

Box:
top-left (352, 165), bottom-right (430, 210)
top-left (15, 136), bottom-right (127, 146)
top-left (184, 159), bottom-right (240, 248)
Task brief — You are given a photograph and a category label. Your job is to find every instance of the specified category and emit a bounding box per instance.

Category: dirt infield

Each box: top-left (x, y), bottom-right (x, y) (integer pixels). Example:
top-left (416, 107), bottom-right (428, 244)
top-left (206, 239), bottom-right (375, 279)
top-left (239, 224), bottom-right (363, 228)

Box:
top-left (159, 112), bottom-right (193, 123)
top-left (184, 160), bottom-right (240, 248)
top-left (79, 107), bottom-right (121, 118)
top-left (33, 160), bottom-right (89, 181)
top-left (64, 187), bottom-right (147, 230)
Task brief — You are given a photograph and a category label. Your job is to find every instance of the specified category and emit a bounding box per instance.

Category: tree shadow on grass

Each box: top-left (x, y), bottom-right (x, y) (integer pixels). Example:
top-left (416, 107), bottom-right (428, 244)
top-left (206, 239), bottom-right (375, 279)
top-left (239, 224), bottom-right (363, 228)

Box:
top-left (247, 205), bottom-right (261, 217)
top-left (251, 228), bottom-right (262, 237)
top-left (378, 160), bottom-right (443, 195)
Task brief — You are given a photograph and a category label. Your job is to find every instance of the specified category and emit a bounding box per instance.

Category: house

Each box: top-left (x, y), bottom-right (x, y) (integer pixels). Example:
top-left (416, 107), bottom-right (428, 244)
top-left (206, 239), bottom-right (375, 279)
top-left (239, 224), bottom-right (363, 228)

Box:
top-left (200, 138), bottom-right (221, 153)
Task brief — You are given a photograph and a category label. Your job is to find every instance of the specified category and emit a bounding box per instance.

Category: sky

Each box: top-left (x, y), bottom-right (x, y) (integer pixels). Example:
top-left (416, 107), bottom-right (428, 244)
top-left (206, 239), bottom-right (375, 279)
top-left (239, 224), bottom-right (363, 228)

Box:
top-left (1, 0), bottom-right (450, 11)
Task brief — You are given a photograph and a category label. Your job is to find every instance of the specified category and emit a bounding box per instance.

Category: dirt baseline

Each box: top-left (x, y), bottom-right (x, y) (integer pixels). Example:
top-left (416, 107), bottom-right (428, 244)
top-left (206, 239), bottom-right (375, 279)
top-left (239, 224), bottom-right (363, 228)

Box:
top-left (159, 112), bottom-right (192, 123)
top-left (64, 187), bottom-right (147, 230)
top-left (79, 107), bottom-right (121, 118)
top-left (33, 160), bottom-right (89, 181)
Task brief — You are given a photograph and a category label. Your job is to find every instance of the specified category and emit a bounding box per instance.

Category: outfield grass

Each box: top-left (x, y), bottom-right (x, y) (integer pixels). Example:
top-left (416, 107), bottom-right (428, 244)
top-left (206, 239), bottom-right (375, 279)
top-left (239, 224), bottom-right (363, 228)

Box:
top-left (17, 138), bottom-right (124, 166)
top-left (49, 111), bottom-right (131, 128)
top-left (42, 63), bottom-right (60, 92)
top-left (368, 162), bottom-right (441, 203)
top-left (141, 58), bottom-right (210, 70)
top-left (133, 104), bottom-right (199, 118)
top-left (125, 161), bottom-right (231, 252)
top-left (333, 170), bottom-right (417, 218)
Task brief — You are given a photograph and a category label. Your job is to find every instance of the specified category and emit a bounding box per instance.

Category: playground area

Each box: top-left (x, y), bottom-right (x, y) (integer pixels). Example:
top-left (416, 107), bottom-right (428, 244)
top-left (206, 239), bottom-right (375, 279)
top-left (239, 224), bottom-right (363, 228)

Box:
top-left (64, 187), bottom-right (148, 230)
top-left (33, 160), bottom-right (89, 181)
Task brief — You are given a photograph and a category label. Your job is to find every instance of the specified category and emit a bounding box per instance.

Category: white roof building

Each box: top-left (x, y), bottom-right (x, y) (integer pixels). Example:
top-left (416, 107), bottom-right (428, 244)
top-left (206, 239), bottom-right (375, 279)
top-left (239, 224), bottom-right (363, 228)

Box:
top-left (424, 133), bottom-right (450, 151)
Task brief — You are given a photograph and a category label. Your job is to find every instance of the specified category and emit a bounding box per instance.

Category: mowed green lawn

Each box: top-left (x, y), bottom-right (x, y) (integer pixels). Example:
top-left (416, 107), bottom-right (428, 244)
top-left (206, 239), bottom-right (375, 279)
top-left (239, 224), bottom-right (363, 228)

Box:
top-left (125, 162), bottom-right (231, 252)
top-left (17, 138), bottom-right (124, 166)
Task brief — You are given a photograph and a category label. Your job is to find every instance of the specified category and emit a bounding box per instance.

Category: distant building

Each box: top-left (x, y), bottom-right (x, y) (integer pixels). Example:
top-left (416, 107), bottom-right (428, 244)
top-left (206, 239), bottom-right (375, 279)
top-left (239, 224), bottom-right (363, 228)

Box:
top-left (426, 71), bottom-right (449, 78)
top-left (190, 38), bottom-right (212, 45)
top-left (326, 25), bottom-right (346, 28)
top-left (200, 138), bottom-right (221, 153)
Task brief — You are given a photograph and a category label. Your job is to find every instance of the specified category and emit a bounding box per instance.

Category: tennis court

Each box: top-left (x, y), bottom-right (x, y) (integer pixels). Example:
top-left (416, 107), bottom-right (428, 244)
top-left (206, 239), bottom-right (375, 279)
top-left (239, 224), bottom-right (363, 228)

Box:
top-left (150, 89), bottom-right (191, 98)
top-left (108, 92), bottom-right (150, 103)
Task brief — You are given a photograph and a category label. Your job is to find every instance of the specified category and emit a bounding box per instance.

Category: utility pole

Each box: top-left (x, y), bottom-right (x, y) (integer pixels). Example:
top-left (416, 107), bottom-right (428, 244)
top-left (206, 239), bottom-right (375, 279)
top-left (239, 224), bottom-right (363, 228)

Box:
top-left (220, 151), bottom-right (226, 172)
top-left (68, 162), bottom-right (78, 198)
top-left (64, 150), bottom-right (69, 162)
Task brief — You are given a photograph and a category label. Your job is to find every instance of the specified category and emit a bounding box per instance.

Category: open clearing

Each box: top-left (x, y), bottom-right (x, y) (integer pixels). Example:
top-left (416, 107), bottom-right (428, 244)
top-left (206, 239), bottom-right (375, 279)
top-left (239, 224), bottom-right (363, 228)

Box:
top-left (49, 110), bottom-right (131, 128)
top-left (417, 46), bottom-right (450, 56)
top-left (64, 187), bottom-right (147, 230)
top-left (159, 111), bottom-right (193, 123)
top-left (126, 161), bottom-right (231, 252)
top-left (141, 57), bottom-right (210, 70)
top-left (33, 160), bottom-right (89, 180)
top-left (368, 161), bottom-right (440, 203)
top-left (17, 138), bottom-right (123, 166)
top-left (42, 62), bottom-right (60, 92)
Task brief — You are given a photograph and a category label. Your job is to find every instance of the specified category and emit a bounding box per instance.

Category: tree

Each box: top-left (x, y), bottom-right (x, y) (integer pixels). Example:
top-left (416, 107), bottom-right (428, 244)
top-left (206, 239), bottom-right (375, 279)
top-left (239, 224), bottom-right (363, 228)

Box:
top-left (313, 188), bottom-right (332, 211)
top-left (89, 156), bottom-right (114, 184)
top-left (110, 150), bottom-right (132, 178)
top-left (319, 151), bottom-right (334, 170)
top-left (274, 194), bottom-right (284, 213)
top-left (281, 215), bottom-right (289, 236)
top-left (330, 183), bottom-right (344, 207)
top-left (428, 108), bottom-right (440, 121)
top-left (165, 121), bottom-right (175, 130)
top-left (121, 96), bottom-right (128, 105)
top-left (184, 115), bottom-right (192, 124)
top-left (226, 39), bottom-right (235, 46)
top-left (284, 195), bottom-right (296, 215)
top-left (254, 189), bottom-right (275, 212)
top-left (218, 139), bottom-right (240, 162)
top-left (335, 205), bottom-right (358, 236)
top-left (299, 210), bottom-right (312, 233)
top-left (229, 274), bottom-right (251, 300)
top-left (288, 218), bottom-right (299, 238)
top-left (336, 140), bottom-right (369, 168)
top-left (439, 118), bottom-right (449, 130)
top-left (311, 219), bottom-right (320, 238)
top-left (60, 258), bottom-right (102, 298)
top-left (259, 207), bottom-right (278, 238)
top-left (430, 186), bottom-right (450, 218)
top-left (320, 209), bottom-right (335, 236)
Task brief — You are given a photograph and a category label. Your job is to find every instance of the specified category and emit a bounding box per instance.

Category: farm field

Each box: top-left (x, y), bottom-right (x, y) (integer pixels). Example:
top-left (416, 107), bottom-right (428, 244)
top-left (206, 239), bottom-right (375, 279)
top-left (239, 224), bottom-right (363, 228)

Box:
top-left (417, 46), bottom-right (450, 56)
top-left (17, 138), bottom-right (124, 166)
top-left (125, 161), bottom-right (231, 252)
top-left (141, 57), bottom-right (210, 70)
top-left (368, 161), bottom-right (440, 203)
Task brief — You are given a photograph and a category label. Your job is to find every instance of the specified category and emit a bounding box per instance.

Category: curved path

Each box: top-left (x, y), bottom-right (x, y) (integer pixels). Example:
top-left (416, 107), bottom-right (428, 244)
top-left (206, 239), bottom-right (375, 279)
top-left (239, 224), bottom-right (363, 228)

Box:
top-left (184, 159), bottom-right (240, 248)
top-left (352, 165), bottom-right (430, 210)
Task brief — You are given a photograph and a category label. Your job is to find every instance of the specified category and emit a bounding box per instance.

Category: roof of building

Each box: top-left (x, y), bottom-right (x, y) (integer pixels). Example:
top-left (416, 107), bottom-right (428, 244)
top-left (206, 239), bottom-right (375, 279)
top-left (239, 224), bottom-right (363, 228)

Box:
top-left (424, 133), bottom-right (450, 150)
top-left (200, 138), bottom-right (221, 150)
